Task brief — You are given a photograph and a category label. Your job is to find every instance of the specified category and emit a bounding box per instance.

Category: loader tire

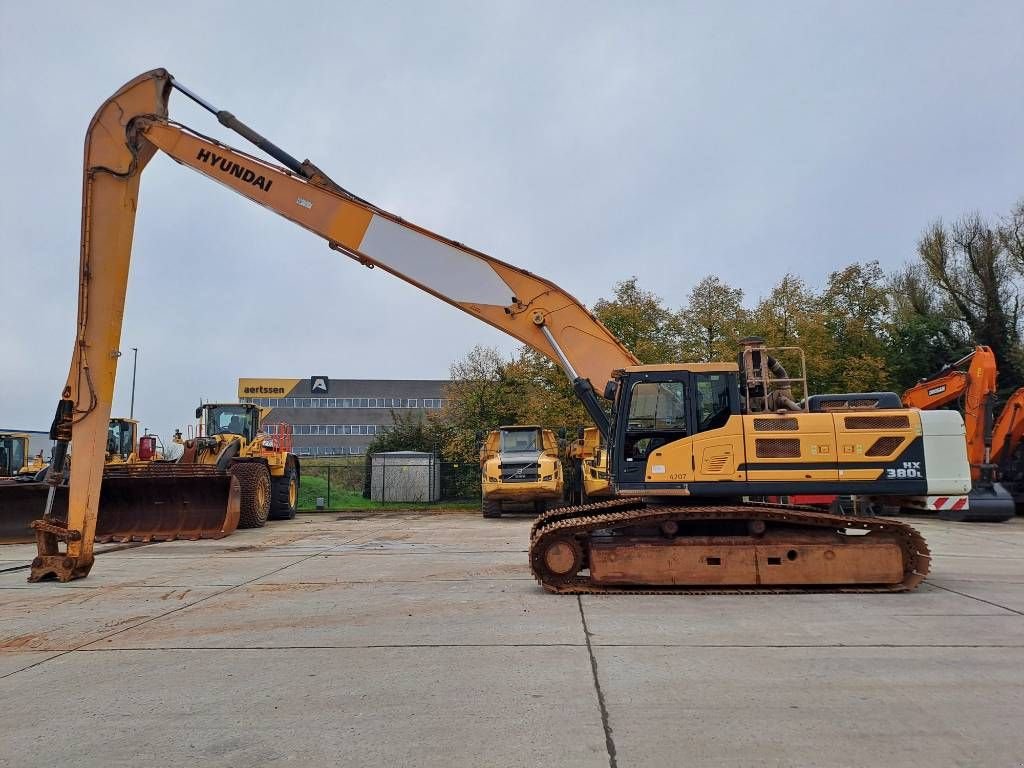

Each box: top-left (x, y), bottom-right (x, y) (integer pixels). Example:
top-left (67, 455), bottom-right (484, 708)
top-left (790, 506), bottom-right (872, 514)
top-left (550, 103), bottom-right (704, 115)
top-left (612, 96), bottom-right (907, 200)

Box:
top-left (482, 498), bottom-right (502, 518)
top-left (230, 462), bottom-right (272, 528)
top-left (269, 463), bottom-right (299, 520)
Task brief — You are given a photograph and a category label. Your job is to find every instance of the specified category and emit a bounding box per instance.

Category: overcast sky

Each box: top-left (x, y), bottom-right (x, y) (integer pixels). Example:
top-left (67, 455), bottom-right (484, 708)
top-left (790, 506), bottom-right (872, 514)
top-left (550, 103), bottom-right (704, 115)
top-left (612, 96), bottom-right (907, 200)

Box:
top-left (1, 1), bottom-right (1022, 440)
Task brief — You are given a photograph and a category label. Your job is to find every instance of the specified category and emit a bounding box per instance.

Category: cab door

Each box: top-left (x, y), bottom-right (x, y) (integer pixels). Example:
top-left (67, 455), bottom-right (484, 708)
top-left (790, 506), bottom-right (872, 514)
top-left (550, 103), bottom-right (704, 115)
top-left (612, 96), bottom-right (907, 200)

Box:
top-left (613, 373), bottom-right (693, 490)
top-left (686, 372), bottom-right (745, 483)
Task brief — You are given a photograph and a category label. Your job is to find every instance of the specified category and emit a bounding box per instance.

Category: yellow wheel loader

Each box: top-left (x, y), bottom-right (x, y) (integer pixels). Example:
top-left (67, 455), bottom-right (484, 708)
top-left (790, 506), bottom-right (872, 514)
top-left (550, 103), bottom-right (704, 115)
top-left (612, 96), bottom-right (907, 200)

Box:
top-left (479, 426), bottom-right (563, 518)
top-left (175, 403), bottom-right (299, 528)
top-left (105, 417), bottom-right (163, 465)
top-left (0, 433), bottom-right (47, 481)
top-left (29, 69), bottom-right (969, 588)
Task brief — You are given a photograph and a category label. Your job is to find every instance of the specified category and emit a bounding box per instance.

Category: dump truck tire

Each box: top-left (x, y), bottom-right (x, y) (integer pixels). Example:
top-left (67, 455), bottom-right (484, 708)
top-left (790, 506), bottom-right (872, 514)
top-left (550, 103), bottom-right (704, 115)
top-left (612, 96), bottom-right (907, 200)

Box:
top-left (482, 498), bottom-right (502, 518)
top-left (231, 462), bottom-right (272, 528)
top-left (269, 463), bottom-right (299, 520)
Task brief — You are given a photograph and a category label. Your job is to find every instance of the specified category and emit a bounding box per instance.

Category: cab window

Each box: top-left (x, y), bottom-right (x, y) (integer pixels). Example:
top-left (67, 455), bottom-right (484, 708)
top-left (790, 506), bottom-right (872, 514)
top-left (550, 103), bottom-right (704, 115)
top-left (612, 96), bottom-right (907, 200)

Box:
top-left (694, 373), bottom-right (733, 432)
top-left (624, 381), bottom-right (687, 461)
top-left (500, 429), bottom-right (540, 453)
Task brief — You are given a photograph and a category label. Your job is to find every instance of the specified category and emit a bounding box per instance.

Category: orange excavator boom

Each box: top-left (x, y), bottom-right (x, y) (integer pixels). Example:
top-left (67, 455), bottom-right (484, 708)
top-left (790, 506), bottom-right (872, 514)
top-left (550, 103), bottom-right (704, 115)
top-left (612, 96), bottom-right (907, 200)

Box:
top-left (901, 345), bottom-right (1015, 521)
top-left (901, 345), bottom-right (997, 472)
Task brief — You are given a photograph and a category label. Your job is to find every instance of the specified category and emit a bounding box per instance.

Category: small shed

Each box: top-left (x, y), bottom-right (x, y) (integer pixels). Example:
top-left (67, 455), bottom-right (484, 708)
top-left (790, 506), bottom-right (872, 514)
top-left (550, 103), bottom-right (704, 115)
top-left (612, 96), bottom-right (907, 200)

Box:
top-left (369, 451), bottom-right (441, 503)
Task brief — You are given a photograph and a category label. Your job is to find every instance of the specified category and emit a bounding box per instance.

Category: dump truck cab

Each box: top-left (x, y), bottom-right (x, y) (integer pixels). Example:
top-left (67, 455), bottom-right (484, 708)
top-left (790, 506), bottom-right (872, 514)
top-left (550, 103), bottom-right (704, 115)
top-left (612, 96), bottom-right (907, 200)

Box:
top-left (480, 426), bottom-right (563, 518)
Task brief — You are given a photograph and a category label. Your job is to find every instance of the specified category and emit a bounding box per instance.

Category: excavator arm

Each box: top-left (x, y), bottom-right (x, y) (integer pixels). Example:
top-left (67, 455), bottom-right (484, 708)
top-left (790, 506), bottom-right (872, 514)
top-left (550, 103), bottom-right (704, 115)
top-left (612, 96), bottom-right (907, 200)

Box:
top-left (32, 68), bottom-right (637, 581)
top-left (901, 346), bottom-right (997, 471)
top-left (991, 389), bottom-right (1024, 467)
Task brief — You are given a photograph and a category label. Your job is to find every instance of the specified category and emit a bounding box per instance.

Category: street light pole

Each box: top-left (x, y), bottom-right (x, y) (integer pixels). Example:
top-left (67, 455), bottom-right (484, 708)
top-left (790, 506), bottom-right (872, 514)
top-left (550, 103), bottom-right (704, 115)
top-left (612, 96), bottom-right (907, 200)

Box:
top-left (129, 347), bottom-right (138, 419)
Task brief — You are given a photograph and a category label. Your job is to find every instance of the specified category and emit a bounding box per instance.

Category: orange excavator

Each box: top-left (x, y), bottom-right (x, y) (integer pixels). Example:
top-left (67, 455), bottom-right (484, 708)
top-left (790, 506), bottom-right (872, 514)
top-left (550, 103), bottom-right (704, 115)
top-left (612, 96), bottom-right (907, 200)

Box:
top-left (901, 346), bottom-right (1018, 521)
top-left (27, 69), bottom-right (972, 592)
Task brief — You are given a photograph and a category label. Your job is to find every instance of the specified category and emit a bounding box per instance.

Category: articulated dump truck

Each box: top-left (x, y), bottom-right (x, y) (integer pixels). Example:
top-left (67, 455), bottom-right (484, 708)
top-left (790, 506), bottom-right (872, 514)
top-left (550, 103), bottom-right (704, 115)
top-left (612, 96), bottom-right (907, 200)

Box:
top-left (0, 418), bottom-right (238, 545)
top-left (567, 427), bottom-right (613, 504)
top-left (480, 426), bottom-right (564, 517)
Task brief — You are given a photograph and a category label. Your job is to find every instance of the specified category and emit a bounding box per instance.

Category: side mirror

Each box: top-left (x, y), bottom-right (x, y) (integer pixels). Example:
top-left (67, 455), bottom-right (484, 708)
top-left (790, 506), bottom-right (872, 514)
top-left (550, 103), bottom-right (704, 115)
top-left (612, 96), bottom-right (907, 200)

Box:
top-left (195, 406), bottom-right (202, 419)
top-left (475, 430), bottom-right (484, 443)
top-left (602, 380), bottom-right (618, 400)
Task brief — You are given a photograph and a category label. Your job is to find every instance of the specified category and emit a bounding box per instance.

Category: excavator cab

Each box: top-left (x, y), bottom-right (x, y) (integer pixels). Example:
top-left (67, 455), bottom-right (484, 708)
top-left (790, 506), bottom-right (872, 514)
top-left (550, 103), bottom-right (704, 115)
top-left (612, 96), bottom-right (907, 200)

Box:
top-left (611, 367), bottom-right (741, 489)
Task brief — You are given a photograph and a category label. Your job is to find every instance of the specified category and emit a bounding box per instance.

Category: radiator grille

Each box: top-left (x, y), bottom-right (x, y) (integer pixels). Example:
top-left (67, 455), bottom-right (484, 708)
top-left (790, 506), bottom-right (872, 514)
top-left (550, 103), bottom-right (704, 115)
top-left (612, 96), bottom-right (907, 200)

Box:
top-left (844, 415), bottom-right (910, 430)
top-left (820, 397), bottom-right (884, 410)
top-left (499, 464), bottom-right (540, 482)
top-left (755, 438), bottom-right (801, 458)
top-left (753, 417), bottom-right (799, 431)
top-left (865, 436), bottom-right (905, 456)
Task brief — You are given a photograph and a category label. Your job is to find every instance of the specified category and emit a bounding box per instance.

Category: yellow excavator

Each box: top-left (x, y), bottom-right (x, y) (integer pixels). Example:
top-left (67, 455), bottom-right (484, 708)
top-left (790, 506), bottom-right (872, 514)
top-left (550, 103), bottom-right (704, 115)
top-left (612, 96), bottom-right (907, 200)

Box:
top-left (479, 426), bottom-right (563, 517)
top-left (174, 402), bottom-right (299, 527)
top-left (29, 69), bottom-right (969, 592)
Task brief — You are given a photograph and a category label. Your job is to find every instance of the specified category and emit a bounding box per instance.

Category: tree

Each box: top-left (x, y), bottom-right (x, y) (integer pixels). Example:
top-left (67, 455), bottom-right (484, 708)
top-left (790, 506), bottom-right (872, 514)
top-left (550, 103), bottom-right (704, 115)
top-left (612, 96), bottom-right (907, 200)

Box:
top-left (885, 263), bottom-right (970, 390)
top-left (436, 346), bottom-right (524, 461)
top-left (367, 409), bottom-right (447, 455)
top-left (505, 348), bottom-right (590, 432)
top-left (677, 275), bottom-right (746, 362)
top-left (818, 261), bottom-right (893, 391)
top-left (747, 274), bottom-right (835, 394)
top-left (916, 212), bottom-right (1022, 387)
top-left (592, 277), bottom-right (680, 363)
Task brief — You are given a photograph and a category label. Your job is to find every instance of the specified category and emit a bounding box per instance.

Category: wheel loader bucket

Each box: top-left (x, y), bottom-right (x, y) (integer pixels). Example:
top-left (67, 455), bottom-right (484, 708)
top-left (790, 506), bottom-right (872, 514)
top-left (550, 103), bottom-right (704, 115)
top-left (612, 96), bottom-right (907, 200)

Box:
top-left (0, 466), bottom-right (240, 545)
top-left (0, 480), bottom-right (50, 543)
top-left (96, 465), bottom-right (241, 542)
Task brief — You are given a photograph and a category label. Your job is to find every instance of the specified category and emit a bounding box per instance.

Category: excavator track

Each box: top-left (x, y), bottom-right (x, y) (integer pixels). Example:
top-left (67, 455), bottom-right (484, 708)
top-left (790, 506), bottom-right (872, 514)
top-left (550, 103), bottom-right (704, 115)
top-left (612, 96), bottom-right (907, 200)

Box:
top-left (529, 501), bottom-right (930, 594)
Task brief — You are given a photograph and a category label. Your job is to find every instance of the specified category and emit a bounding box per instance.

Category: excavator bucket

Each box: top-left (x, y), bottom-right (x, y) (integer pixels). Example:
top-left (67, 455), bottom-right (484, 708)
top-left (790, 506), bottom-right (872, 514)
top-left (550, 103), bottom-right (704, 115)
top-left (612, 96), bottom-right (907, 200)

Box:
top-left (0, 466), bottom-right (240, 545)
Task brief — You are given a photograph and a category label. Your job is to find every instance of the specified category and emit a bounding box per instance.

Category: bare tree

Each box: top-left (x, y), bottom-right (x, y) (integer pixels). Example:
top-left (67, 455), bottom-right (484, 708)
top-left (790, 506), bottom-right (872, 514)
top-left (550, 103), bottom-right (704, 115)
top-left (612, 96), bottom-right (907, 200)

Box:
top-left (916, 211), bottom-right (1023, 386)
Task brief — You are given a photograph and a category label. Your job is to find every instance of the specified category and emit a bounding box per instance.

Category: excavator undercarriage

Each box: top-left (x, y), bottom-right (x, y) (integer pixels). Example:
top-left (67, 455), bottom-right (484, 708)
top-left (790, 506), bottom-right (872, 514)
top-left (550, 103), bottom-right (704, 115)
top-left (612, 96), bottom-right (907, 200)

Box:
top-left (530, 499), bottom-right (929, 593)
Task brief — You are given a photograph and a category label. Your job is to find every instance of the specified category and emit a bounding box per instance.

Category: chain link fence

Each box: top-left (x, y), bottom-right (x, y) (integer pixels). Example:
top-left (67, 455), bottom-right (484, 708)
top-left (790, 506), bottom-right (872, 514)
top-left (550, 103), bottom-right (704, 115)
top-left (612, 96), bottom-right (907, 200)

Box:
top-left (298, 456), bottom-right (479, 510)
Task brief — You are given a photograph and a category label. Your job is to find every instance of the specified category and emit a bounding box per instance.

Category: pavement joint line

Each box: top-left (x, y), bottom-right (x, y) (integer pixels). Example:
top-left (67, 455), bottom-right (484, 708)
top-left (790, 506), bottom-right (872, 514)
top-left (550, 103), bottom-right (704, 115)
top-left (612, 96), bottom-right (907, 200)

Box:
top-left (0, 541), bottom-right (347, 681)
top-left (927, 582), bottom-right (1024, 616)
top-left (44, 642), bottom-right (1024, 651)
top-left (577, 596), bottom-right (618, 768)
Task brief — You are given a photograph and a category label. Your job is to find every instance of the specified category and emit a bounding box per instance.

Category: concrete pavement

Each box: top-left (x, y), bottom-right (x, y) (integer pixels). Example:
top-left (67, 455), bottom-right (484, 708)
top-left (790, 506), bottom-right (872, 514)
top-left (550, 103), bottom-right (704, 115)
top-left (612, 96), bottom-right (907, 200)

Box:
top-left (1, 512), bottom-right (1022, 767)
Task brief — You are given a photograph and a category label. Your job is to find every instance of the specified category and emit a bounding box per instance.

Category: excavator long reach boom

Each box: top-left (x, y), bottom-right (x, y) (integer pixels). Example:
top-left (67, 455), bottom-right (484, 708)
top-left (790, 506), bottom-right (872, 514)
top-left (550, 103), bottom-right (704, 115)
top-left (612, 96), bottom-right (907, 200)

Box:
top-left (29, 68), bottom-right (635, 582)
top-left (29, 69), bottom-right (940, 592)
